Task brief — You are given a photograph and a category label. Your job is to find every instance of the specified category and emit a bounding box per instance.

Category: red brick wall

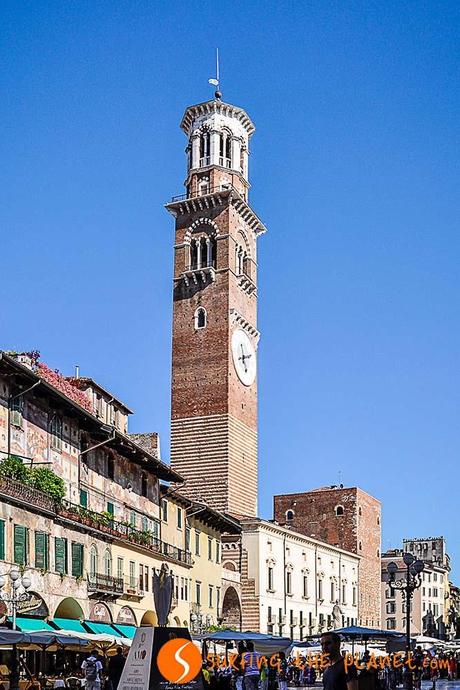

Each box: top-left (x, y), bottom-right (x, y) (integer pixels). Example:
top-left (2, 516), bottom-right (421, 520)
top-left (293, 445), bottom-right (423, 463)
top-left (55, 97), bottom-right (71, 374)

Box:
top-left (170, 192), bottom-right (259, 516)
top-left (273, 487), bottom-right (381, 627)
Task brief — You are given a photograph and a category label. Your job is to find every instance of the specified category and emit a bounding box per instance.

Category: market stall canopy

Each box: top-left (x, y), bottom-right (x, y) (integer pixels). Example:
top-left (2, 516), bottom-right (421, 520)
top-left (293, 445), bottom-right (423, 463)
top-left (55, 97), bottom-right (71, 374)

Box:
top-left (202, 630), bottom-right (291, 654)
top-left (84, 622), bottom-right (120, 636)
top-left (333, 626), bottom-right (403, 639)
top-left (114, 625), bottom-right (136, 639)
top-left (50, 618), bottom-right (88, 635)
top-left (415, 635), bottom-right (444, 644)
top-left (10, 617), bottom-right (55, 633)
top-left (0, 628), bottom-right (89, 649)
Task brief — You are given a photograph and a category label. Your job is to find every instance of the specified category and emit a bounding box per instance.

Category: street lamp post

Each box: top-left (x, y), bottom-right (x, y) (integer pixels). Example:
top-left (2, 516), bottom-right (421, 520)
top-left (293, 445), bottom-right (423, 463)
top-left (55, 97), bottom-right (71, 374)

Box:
top-left (0, 567), bottom-right (32, 690)
top-left (387, 553), bottom-right (424, 690)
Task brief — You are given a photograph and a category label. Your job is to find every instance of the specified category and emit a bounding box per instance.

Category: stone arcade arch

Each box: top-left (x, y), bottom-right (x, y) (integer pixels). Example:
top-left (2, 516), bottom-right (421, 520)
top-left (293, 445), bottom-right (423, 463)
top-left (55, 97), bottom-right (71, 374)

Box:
top-left (53, 598), bottom-right (85, 620)
top-left (140, 610), bottom-right (158, 626)
top-left (221, 586), bottom-right (242, 630)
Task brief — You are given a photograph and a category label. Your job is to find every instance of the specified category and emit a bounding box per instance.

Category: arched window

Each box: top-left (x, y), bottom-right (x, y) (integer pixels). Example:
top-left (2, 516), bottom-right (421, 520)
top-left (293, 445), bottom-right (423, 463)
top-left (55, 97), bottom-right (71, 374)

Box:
top-left (219, 129), bottom-right (232, 168)
top-left (191, 235), bottom-right (216, 270)
top-left (90, 545), bottom-right (98, 577)
top-left (200, 131), bottom-right (210, 166)
top-left (286, 510), bottom-right (295, 521)
top-left (194, 308), bottom-right (207, 330)
top-left (335, 505), bottom-right (344, 516)
top-left (104, 549), bottom-right (112, 577)
top-left (236, 246), bottom-right (244, 275)
top-left (190, 240), bottom-right (198, 270)
top-left (141, 473), bottom-right (148, 498)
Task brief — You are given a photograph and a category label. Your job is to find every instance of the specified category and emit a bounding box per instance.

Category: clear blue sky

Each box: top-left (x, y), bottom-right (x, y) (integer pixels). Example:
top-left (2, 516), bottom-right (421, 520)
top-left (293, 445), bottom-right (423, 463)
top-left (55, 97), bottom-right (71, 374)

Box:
top-left (2, 2), bottom-right (460, 577)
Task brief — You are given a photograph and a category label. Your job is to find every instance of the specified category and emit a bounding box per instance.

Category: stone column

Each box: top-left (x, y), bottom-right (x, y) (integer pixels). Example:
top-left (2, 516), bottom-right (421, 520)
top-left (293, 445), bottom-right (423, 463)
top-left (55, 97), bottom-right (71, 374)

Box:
top-left (210, 130), bottom-right (220, 167)
top-left (231, 137), bottom-right (241, 173)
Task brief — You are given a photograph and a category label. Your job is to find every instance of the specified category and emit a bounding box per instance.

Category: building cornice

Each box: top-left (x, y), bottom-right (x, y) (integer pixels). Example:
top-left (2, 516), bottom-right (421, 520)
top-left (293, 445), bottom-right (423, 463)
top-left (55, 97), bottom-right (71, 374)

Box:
top-left (165, 186), bottom-right (266, 236)
top-left (180, 100), bottom-right (255, 137)
top-left (240, 517), bottom-right (360, 561)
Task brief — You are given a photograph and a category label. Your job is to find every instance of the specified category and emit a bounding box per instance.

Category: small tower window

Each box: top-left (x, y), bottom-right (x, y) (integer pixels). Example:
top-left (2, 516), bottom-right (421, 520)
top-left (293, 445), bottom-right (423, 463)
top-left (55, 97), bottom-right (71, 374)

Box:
top-left (200, 131), bottom-right (210, 166)
top-left (335, 505), bottom-right (344, 516)
top-left (219, 129), bottom-right (232, 168)
top-left (194, 308), bottom-right (207, 330)
top-left (286, 510), bottom-right (294, 521)
top-left (198, 177), bottom-right (210, 196)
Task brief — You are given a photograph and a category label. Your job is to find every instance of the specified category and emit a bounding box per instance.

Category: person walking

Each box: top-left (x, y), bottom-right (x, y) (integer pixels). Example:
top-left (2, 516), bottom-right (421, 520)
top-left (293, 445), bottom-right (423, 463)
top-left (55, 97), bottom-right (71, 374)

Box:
top-left (81, 651), bottom-right (103, 690)
top-left (277, 652), bottom-right (288, 690)
top-left (448, 655), bottom-right (457, 681)
top-left (233, 642), bottom-right (246, 690)
top-left (108, 648), bottom-right (126, 690)
top-left (243, 641), bottom-right (260, 690)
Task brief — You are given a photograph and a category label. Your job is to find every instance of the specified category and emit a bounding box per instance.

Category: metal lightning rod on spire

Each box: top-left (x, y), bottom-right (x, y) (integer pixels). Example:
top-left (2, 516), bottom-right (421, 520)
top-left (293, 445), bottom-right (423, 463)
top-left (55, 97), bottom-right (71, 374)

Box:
top-left (208, 48), bottom-right (222, 100)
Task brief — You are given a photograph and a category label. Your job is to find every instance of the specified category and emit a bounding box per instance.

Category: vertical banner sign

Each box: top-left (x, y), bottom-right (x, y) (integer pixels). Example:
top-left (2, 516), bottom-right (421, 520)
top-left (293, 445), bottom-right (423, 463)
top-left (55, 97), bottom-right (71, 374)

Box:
top-left (119, 627), bottom-right (155, 690)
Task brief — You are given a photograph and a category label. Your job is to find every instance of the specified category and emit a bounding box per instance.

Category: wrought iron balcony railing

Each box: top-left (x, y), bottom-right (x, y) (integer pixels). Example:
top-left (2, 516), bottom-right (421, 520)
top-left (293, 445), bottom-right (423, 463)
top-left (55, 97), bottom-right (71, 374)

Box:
top-left (87, 572), bottom-right (124, 595)
top-left (0, 478), bottom-right (193, 568)
top-left (170, 184), bottom-right (237, 203)
top-left (59, 501), bottom-right (194, 567)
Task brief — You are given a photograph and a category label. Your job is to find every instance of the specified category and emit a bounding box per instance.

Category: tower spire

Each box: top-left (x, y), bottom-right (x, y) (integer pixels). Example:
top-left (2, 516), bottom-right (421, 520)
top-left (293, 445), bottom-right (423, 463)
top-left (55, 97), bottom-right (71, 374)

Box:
top-left (208, 48), bottom-right (222, 100)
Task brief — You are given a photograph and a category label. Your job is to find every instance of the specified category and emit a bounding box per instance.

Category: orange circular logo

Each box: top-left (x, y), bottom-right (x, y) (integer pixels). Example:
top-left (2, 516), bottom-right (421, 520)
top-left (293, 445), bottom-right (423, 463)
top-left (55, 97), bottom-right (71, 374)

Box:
top-left (157, 638), bottom-right (202, 684)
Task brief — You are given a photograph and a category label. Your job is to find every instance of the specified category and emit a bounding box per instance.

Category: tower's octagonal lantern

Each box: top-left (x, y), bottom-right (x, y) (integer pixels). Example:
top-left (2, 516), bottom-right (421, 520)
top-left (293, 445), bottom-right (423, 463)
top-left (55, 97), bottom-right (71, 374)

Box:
top-left (166, 94), bottom-right (266, 518)
top-left (180, 100), bottom-right (255, 200)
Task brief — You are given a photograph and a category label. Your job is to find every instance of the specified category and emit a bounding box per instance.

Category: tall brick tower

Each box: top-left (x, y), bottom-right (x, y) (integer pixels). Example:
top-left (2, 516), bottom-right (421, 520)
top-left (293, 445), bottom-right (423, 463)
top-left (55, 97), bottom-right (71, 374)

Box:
top-left (166, 93), bottom-right (266, 517)
top-left (273, 486), bottom-right (381, 627)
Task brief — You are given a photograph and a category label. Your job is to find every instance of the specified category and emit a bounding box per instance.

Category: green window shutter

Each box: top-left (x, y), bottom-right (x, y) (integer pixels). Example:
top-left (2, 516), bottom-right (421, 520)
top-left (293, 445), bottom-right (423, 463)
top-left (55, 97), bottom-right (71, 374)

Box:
top-left (80, 490), bottom-right (88, 508)
top-left (71, 543), bottom-right (84, 577)
top-left (35, 532), bottom-right (49, 570)
top-left (55, 537), bottom-right (68, 574)
top-left (107, 502), bottom-right (114, 516)
top-left (14, 525), bottom-right (26, 565)
top-left (0, 521), bottom-right (5, 561)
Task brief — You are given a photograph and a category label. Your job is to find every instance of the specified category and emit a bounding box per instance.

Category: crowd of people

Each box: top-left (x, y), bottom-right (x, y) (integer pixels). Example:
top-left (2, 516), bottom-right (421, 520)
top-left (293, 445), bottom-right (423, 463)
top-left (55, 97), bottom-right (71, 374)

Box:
top-left (202, 634), bottom-right (460, 690)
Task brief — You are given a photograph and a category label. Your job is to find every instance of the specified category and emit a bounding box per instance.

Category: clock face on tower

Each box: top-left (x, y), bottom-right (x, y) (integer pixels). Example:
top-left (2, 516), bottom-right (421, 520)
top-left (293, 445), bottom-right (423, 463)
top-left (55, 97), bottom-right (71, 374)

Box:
top-left (231, 329), bottom-right (256, 387)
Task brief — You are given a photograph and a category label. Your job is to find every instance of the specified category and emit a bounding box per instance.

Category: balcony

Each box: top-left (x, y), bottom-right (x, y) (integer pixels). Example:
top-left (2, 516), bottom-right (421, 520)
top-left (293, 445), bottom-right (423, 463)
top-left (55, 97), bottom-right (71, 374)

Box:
top-left (0, 478), bottom-right (193, 568)
top-left (170, 183), bottom-right (237, 204)
top-left (87, 573), bottom-right (124, 598)
top-left (222, 569), bottom-right (241, 585)
top-left (0, 476), bottom-right (56, 514)
top-left (58, 501), bottom-right (194, 567)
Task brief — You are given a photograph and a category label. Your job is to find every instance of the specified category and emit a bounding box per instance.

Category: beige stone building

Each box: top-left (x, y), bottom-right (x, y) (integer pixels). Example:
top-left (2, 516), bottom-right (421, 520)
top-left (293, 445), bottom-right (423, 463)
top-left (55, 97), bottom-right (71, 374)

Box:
top-left (381, 538), bottom-right (451, 637)
top-left (223, 517), bottom-right (359, 638)
top-left (160, 488), bottom-right (240, 633)
top-left (0, 351), bottom-right (238, 633)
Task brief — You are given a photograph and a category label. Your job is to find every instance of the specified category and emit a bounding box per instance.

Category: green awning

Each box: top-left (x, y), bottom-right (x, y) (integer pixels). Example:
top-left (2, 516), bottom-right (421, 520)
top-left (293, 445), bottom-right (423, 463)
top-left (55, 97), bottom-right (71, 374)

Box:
top-left (84, 621), bottom-right (118, 636)
top-left (113, 624), bottom-right (136, 639)
top-left (12, 617), bottom-right (55, 632)
top-left (51, 618), bottom-right (87, 634)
